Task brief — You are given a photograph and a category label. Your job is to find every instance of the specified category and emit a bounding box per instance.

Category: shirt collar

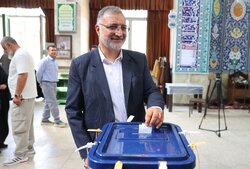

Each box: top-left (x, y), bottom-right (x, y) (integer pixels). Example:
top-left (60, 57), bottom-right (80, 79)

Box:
top-left (47, 55), bottom-right (55, 60)
top-left (98, 47), bottom-right (123, 64)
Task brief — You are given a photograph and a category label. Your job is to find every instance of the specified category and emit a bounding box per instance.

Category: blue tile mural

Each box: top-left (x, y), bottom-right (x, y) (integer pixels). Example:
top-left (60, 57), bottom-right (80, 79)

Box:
top-left (175, 0), bottom-right (212, 73)
top-left (175, 0), bottom-right (250, 73)
top-left (209, 0), bottom-right (225, 72)
top-left (223, 0), bottom-right (250, 72)
top-left (209, 0), bottom-right (250, 72)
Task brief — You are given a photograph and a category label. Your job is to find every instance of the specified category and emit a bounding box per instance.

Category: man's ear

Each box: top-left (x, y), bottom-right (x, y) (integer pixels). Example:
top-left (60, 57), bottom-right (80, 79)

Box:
top-left (95, 24), bottom-right (100, 36)
top-left (6, 42), bottom-right (12, 48)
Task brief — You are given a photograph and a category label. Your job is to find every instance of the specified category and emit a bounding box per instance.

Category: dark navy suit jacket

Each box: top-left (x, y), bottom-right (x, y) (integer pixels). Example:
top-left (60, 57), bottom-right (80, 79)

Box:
top-left (65, 49), bottom-right (164, 158)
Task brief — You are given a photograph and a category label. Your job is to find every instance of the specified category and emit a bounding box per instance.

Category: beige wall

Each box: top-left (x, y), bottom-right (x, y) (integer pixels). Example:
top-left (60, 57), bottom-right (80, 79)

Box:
top-left (54, 0), bottom-right (90, 71)
top-left (173, 73), bottom-right (230, 104)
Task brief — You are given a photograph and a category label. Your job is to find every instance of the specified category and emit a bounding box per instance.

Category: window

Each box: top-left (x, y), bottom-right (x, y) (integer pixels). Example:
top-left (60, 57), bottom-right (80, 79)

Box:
top-left (122, 10), bottom-right (147, 54)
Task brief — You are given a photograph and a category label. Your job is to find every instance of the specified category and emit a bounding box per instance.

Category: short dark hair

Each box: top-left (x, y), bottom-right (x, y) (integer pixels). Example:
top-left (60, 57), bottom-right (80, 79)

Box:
top-left (47, 45), bottom-right (56, 50)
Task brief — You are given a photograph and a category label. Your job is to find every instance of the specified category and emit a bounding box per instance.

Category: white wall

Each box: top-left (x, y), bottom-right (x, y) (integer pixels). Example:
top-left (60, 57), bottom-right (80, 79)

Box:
top-left (0, 8), bottom-right (46, 69)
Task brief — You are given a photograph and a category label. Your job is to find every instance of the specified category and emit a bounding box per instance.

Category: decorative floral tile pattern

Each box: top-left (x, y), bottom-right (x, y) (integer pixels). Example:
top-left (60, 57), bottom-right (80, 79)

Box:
top-left (209, 0), bottom-right (250, 72)
top-left (222, 0), bottom-right (249, 72)
top-left (209, 0), bottom-right (225, 72)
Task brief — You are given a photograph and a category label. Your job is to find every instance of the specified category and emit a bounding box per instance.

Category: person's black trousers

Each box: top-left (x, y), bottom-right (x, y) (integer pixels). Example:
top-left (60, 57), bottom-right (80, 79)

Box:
top-left (0, 97), bottom-right (9, 145)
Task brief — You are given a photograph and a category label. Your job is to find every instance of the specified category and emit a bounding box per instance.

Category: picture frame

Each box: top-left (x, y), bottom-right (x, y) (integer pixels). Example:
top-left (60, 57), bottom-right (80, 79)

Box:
top-left (55, 35), bottom-right (72, 59)
top-left (57, 2), bottom-right (76, 32)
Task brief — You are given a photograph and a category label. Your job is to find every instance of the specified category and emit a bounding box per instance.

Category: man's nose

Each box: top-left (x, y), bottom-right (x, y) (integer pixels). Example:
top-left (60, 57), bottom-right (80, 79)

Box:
top-left (114, 28), bottom-right (124, 35)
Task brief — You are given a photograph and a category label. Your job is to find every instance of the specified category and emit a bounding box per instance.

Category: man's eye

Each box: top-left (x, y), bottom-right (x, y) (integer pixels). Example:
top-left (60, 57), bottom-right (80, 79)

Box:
top-left (121, 26), bottom-right (127, 31)
top-left (108, 25), bottom-right (118, 30)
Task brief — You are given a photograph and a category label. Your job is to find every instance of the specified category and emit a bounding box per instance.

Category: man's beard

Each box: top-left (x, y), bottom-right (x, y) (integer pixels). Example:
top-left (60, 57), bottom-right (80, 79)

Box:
top-left (7, 51), bottom-right (14, 59)
top-left (100, 35), bottom-right (125, 51)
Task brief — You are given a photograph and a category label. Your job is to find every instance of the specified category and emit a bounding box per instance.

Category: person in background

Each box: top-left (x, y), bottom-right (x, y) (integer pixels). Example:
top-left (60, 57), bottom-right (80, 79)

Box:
top-left (1, 36), bottom-right (37, 166)
top-left (0, 53), bottom-right (11, 75)
top-left (36, 45), bottom-right (67, 128)
top-left (90, 45), bottom-right (98, 51)
top-left (35, 70), bottom-right (44, 102)
top-left (0, 65), bottom-right (10, 152)
top-left (65, 6), bottom-right (165, 168)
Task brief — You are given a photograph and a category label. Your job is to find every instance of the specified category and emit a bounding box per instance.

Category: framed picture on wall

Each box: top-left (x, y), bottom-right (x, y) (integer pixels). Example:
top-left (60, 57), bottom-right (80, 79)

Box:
top-left (55, 35), bottom-right (72, 59)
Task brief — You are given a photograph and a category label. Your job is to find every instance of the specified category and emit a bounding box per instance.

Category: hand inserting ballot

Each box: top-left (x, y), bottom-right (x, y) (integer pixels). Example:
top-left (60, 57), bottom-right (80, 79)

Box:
top-left (145, 107), bottom-right (164, 129)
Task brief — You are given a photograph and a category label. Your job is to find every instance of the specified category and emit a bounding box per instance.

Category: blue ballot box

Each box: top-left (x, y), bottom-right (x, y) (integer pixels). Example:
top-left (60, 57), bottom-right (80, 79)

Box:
top-left (88, 122), bottom-right (196, 169)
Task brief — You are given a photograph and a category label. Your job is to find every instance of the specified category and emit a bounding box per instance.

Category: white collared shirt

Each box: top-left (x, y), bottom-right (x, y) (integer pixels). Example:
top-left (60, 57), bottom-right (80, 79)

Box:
top-left (36, 55), bottom-right (58, 84)
top-left (98, 48), bottom-right (127, 122)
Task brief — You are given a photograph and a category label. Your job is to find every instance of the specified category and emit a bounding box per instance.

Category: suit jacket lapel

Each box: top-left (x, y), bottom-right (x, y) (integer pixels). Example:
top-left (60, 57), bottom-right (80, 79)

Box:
top-left (91, 49), bottom-right (133, 112)
top-left (122, 51), bottom-right (132, 109)
top-left (91, 50), bottom-right (112, 103)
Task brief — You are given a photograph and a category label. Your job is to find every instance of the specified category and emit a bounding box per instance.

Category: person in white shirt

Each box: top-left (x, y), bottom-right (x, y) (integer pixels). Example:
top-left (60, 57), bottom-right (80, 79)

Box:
top-left (1, 36), bottom-right (37, 166)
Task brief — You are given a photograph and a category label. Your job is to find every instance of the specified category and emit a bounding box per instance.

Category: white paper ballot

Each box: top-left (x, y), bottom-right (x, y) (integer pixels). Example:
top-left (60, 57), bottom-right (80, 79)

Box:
top-left (139, 123), bottom-right (152, 134)
top-left (127, 115), bottom-right (135, 122)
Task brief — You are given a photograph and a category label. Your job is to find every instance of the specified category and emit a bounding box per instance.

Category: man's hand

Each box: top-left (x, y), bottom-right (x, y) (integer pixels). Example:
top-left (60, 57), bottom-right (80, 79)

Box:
top-left (0, 84), bottom-right (7, 90)
top-left (83, 158), bottom-right (91, 169)
top-left (145, 107), bottom-right (164, 129)
top-left (13, 96), bottom-right (22, 106)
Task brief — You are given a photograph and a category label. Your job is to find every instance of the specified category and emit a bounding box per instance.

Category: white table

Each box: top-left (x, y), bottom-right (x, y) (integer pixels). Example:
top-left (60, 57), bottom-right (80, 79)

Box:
top-left (165, 83), bottom-right (204, 112)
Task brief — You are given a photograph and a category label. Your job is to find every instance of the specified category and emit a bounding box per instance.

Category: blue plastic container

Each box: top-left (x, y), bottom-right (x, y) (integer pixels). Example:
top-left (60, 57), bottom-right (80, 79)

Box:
top-left (88, 122), bottom-right (196, 169)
